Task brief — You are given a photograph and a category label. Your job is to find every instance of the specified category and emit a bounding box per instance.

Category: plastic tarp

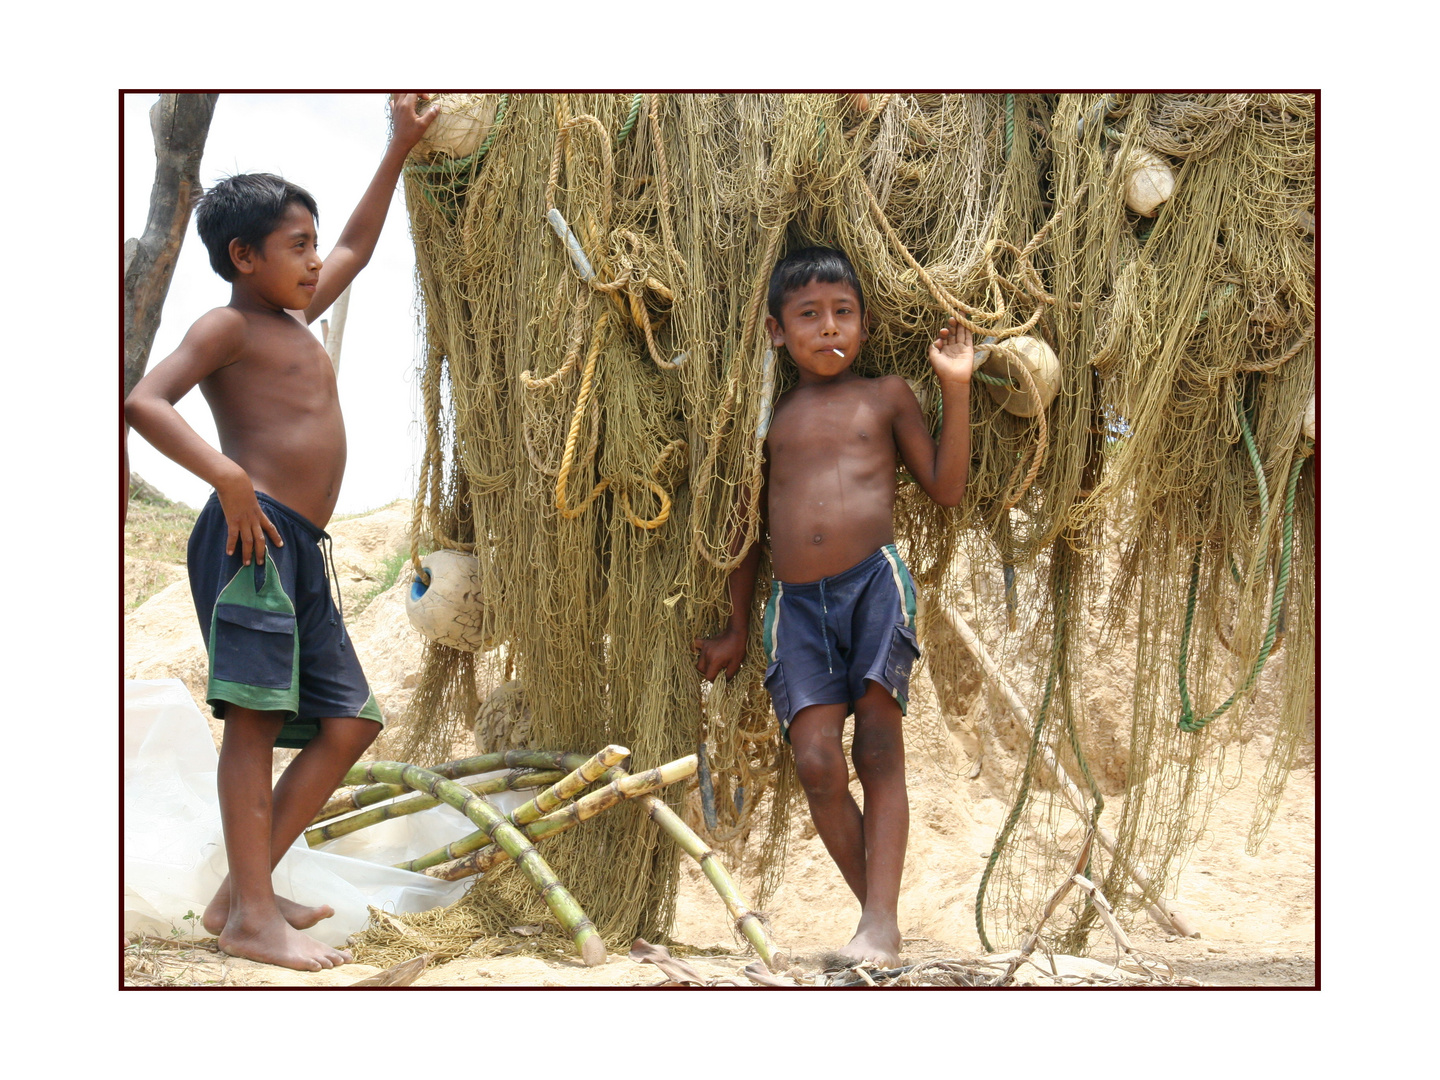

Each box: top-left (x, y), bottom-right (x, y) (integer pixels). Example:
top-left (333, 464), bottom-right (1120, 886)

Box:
top-left (124, 679), bottom-right (472, 946)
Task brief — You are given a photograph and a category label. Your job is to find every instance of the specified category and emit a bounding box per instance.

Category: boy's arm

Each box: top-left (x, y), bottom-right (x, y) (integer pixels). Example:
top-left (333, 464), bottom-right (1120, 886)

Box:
top-left (123, 309), bottom-right (283, 565)
top-left (693, 458), bottom-right (769, 682)
top-left (892, 317), bottom-right (973, 508)
top-left (299, 93), bottom-right (439, 323)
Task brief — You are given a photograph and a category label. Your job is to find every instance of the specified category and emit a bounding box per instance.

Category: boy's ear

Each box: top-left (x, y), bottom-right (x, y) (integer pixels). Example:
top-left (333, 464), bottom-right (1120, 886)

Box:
top-left (766, 314), bottom-right (784, 347)
top-left (228, 238), bottom-right (256, 276)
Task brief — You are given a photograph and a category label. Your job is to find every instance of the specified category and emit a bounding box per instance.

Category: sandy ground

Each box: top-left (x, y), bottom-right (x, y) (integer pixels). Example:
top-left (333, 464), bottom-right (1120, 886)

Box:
top-left (123, 500), bottom-right (1314, 988)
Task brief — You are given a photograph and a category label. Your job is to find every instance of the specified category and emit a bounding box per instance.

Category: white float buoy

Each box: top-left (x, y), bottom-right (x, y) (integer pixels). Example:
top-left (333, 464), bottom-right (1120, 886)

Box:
top-left (980, 336), bottom-right (1061, 417)
top-left (405, 550), bottom-right (494, 652)
top-left (1302, 393), bottom-right (1315, 442)
top-left (1123, 149), bottom-right (1176, 217)
top-left (415, 94), bottom-right (501, 160)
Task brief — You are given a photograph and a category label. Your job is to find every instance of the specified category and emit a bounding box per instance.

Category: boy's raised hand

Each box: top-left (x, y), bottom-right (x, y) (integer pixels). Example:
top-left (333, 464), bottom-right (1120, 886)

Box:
top-left (389, 93), bottom-right (440, 154)
top-left (928, 317), bottom-right (974, 384)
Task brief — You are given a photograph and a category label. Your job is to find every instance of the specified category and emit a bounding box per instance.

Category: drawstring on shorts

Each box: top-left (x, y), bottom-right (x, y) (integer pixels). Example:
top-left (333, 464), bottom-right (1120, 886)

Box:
top-left (320, 534), bottom-right (346, 646)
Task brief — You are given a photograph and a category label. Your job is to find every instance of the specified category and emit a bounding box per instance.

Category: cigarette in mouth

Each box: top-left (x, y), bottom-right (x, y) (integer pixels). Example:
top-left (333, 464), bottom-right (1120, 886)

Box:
top-left (830, 348), bottom-right (845, 356)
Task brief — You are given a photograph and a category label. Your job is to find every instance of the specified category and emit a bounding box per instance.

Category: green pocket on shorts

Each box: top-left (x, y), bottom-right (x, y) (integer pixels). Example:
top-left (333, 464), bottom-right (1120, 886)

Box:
top-left (212, 603), bottom-right (296, 689)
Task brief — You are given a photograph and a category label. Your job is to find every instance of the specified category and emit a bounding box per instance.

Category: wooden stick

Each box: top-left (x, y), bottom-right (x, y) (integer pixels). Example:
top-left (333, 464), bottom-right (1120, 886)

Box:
top-left (324, 283), bottom-right (351, 374)
top-left (997, 829), bottom-right (1094, 985)
top-left (941, 604), bottom-right (1200, 938)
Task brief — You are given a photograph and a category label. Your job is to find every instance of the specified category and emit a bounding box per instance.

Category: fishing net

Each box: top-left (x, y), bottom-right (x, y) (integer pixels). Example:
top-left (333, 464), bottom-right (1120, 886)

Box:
top-left (394, 92), bottom-right (1314, 954)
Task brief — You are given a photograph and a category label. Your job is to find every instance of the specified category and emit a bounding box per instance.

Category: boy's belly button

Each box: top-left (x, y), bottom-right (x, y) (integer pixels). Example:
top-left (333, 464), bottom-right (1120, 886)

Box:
top-left (812, 533), bottom-right (824, 544)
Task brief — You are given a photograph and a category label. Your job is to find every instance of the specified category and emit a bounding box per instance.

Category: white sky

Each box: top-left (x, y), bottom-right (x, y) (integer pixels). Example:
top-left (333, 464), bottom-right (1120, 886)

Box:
top-left (124, 93), bottom-right (426, 514)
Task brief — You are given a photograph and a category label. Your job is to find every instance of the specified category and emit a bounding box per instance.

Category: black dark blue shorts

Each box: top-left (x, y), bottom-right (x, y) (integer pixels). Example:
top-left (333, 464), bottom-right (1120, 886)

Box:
top-left (187, 491), bottom-right (384, 749)
top-left (760, 545), bottom-right (921, 740)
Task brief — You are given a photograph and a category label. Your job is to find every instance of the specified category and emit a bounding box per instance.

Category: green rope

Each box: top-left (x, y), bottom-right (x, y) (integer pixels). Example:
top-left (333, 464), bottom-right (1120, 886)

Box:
top-left (975, 554), bottom-right (1074, 952)
top-left (1005, 94), bottom-right (1014, 161)
top-left (615, 93), bottom-right (642, 148)
top-left (974, 368), bottom-right (1016, 388)
top-left (1237, 396), bottom-right (1269, 515)
top-left (1176, 452), bottom-right (1304, 733)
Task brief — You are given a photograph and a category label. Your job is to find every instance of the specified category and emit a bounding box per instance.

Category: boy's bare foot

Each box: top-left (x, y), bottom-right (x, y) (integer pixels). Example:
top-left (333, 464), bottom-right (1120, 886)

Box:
top-left (837, 913), bottom-right (902, 968)
top-left (217, 912), bottom-right (352, 971)
top-left (203, 885), bottom-right (334, 936)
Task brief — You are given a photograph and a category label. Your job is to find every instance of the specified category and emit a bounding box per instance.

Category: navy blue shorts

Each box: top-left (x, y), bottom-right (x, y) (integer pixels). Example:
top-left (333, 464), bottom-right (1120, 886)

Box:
top-left (187, 492), bottom-right (383, 749)
top-left (761, 545), bottom-right (921, 740)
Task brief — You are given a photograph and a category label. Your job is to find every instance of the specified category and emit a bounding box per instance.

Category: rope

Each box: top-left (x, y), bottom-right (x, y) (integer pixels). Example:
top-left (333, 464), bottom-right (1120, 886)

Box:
top-left (1176, 451), bottom-right (1305, 732)
top-left (615, 93), bottom-right (643, 148)
top-left (975, 552), bottom-right (1072, 952)
top-left (554, 313), bottom-right (612, 519)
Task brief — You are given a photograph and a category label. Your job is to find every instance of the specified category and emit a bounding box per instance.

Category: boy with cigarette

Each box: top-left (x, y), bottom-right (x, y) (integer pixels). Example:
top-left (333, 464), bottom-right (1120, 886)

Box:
top-left (694, 247), bottom-right (972, 966)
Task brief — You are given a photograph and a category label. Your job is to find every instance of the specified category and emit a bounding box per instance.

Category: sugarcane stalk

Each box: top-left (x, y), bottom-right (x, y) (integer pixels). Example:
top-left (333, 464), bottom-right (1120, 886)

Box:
top-left (625, 771), bottom-right (787, 973)
top-left (508, 745), bottom-right (630, 825)
top-left (317, 751), bottom-right (588, 823)
top-left (342, 750), bottom-right (590, 788)
top-left (415, 756), bottom-right (697, 877)
top-left (360, 761), bottom-right (606, 966)
top-left (312, 782), bottom-right (408, 824)
top-left (305, 770), bottom-right (567, 846)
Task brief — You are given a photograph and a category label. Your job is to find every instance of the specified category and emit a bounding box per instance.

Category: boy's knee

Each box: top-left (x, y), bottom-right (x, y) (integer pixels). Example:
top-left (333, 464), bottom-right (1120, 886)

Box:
top-left (318, 717), bottom-right (382, 757)
top-left (852, 734), bottom-right (904, 783)
top-left (852, 697), bottom-right (905, 781)
top-left (793, 742), bottom-right (850, 800)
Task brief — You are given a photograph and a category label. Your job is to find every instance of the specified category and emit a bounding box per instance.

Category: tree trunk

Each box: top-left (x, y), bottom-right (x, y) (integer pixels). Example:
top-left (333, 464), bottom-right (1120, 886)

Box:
top-left (123, 93), bottom-right (218, 398)
top-left (123, 93), bottom-right (217, 524)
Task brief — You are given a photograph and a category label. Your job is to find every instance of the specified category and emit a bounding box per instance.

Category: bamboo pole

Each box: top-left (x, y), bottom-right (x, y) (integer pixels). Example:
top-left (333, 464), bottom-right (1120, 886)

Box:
top-left (410, 756), bottom-right (697, 876)
top-left (508, 745), bottom-right (629, 825)
top-left (305, 770), bottom-right (567, 846)
top-left (627, 772), bottom-right (788, 974)
top-left (358, 761), bottom-right (606, 966)
top-left (941, 605), bottom-right (1200, 937)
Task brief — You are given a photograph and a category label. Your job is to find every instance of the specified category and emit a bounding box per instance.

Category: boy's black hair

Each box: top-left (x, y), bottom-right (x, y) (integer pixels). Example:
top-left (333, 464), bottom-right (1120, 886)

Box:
top-left (767, 246), bottom-right (865, 322)
top-left (195, 173), bottom-right (320, 282)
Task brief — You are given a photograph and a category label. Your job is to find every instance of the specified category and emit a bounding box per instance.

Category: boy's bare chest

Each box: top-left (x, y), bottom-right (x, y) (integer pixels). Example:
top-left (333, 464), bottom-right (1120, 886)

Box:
top-left (208, 320), bottom-right (338, 414)
top-left (767, 386), bottom-right (896, 469)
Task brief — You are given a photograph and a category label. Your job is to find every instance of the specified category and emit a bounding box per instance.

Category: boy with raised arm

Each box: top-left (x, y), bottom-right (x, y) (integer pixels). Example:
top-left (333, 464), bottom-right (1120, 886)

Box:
top-left (694, 247), bottom-right (972, 967)
top-left (125, 95), bottom-right (438, 970)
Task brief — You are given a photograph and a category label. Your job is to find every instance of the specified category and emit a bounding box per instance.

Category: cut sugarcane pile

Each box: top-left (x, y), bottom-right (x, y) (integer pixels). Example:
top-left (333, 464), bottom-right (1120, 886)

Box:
top-left (307, 745), bottom-right (786, 972)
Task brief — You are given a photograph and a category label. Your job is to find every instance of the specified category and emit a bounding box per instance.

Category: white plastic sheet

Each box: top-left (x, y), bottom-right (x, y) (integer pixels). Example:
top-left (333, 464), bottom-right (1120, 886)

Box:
top-left (124, 680), bottom-right (470, 946)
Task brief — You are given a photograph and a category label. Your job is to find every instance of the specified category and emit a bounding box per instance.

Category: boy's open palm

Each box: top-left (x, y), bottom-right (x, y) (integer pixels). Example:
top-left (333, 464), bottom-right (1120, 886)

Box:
top-left (928, 317), bottom-right (974, 383)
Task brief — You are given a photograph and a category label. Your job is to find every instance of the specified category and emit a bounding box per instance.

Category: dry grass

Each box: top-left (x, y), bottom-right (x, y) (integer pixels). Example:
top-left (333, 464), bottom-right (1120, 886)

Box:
top-left (123, 929), bottom-right (232, 987)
